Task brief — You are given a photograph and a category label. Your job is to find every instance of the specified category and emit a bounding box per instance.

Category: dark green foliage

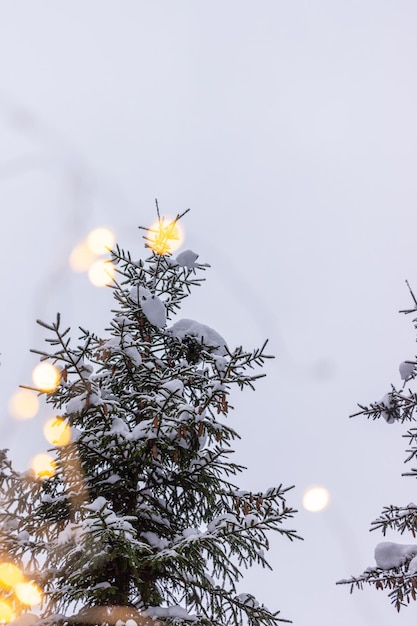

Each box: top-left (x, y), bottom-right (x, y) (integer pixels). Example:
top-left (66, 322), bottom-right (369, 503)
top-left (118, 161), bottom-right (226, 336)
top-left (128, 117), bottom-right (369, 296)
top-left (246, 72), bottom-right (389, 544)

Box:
top-left (337, 282), bottom-right (417, 612)
top-left (0, 214), bottom-right (300, 626)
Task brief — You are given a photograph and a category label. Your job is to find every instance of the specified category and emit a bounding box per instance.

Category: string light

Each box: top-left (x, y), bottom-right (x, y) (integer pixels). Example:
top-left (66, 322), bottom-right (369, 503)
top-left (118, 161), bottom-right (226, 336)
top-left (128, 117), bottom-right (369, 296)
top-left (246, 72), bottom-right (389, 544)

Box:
top-left (69, 227), bottom-right (115, 284)
top-left (0, 563), bottom-right (24, 588)
top-left (14, 582), bottom-right (42, 606)
top-left (88, 259), bottom-right (115, 287)
top-left (8, 389), bottom-right (39, 420)
top-left (30, 453), bottom-right (56, 479)
top-left (69, 240), bottom-right (96, 273)
top-left (43, 417), bottom-right (71, 447)
top-left (302, 485), bottom-right (330, 512)
top-left (147, 218), bottom-right (184, 255)
top-left (86, 227), bottom-right (115, 255)
top-left (0, 600), bottom-right (14, 623)
top-left (32, 362), bottom-right (61, 393)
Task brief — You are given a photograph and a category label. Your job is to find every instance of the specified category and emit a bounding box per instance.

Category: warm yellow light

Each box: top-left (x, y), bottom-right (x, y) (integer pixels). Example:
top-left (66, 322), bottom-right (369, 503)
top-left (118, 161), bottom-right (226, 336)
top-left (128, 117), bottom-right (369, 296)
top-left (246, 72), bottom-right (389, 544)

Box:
top-left (69, 240), bottom-right (96, 273)
top-left (8, 389), bottom-right (39, 420)
top-left (88, 259), bottom-right (115, 287)
top-left (87, 227), bottom-right (115, 255)
top-left (14, 582), bottom-right (42, 606)
top-left (147, 218), bottom-right (184, 255)
top-left (32, 362), bottom-right (61, 393)
top-left (43, 417), bottom-right (71, 447)
top-left (0, 600), bottom-right (14, 623)
top-left (31, 453), bottom-right (56, 479)
top-left (302, 485), bottom-right (330, 512)
top-left (0, 563), bottom-right (24, 588)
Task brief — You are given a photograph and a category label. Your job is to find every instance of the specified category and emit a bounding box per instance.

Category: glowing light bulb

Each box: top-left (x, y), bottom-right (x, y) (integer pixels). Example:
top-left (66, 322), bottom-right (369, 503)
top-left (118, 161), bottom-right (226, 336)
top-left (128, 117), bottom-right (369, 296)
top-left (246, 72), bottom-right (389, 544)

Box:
top-left (31, 453), bottom-right (56, 479)
top-left (69, 240), bottom-right (96, 272)
top-left (87, 227), bottom-right (115, 255)
top-left (43, 417), bottom-right (71, 447)
top-left (0, 600), bottom-right (14, 623)
top-left (88, 259), bottom-right (115, 287)
top-left (32, 363), bottom-right (60, 393)
top-left (8, 389), bottom-right (39, 420)
top-left (0, 563), bottom-right (24, 588)
top-left (302, 485), bottom-right (330, 512)
top-left (14, 582), bottom-right (42, 606)
top-left (147, 218), bottom-right (184, 255)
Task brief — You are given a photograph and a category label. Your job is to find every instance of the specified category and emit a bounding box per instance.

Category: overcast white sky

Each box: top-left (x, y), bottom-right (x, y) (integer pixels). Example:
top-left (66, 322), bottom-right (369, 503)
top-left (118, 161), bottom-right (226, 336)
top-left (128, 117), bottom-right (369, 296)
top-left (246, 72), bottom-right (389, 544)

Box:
top-left (1, 2), bottom-right (417, 624)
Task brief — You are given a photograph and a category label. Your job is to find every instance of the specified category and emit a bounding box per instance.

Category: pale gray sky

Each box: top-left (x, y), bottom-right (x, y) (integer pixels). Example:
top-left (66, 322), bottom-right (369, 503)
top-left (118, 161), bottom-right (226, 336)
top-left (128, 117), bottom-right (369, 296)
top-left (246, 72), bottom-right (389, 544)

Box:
top-left (1, 2), bottom-right (417, 624)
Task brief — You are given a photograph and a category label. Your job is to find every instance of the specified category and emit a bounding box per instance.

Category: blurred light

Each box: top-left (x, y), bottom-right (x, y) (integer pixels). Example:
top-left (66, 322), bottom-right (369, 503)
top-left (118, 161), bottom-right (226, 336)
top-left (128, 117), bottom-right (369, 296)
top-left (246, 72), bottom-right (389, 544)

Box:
top-left (88, 259), bottom-right (115, 287)
top-left (0, 600), bottom-right (14, 623)
top-left (0, 563), bottom-right (24, 588)
top-left (69, 240), bottom-right (96, 273)
top-left (147, 218), bottom-right (184, 255)
top-left (86, 227), bottom-right (115, 255)
top-left (14, 582), bottom-right (42, 606)
top-left (32, 363), bottom-right (61, 393)
top-left (8, 389), bottom-right (39, 420)
top-left (30, 453), bottom-right (56, 479)
top-left (302, 485), bottom-right (330, 512)
top-left (43, 417), bottom-right (71, 447)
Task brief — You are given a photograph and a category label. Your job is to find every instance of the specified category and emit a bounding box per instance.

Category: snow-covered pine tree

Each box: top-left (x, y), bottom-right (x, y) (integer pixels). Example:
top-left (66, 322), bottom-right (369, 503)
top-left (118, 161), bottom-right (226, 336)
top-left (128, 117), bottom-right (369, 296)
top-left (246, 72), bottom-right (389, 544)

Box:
top-left (337, 281), bottom-right (417, 612)
top-left (0, 211), bottom-right (300, 626)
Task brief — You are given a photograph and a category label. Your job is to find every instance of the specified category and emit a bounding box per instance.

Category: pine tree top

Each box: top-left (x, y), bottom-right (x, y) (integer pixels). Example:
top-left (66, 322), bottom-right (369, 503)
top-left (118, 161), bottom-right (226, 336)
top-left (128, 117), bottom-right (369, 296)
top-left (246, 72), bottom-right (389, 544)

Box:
top-left (0, 211), bottom-right (300, 626)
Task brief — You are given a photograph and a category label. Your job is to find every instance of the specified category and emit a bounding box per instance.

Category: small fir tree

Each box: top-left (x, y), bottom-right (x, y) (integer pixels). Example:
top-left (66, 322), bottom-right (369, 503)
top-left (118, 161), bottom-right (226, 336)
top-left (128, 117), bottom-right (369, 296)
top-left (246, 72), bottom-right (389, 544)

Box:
top-left (337, 281), bottom-right (417, 612)
top-left (0, 211), bottom-right (300, 626)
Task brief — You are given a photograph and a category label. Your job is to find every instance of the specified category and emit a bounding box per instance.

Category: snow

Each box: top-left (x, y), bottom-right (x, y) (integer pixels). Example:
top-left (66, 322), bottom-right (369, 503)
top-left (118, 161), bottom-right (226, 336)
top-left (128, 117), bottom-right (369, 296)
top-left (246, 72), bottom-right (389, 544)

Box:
top-left (182, 527), bottom-right (202, 541)
top-left (144, 605), bottom-right (197, 621)
top-left (141, 531), bottom-right (169, 550)
top-left (66, 390), bottom-right (104, 414)
top-left (409, 554), bottom-right (417, 574)
top-left (130, 422), bottom-right (151, 441)
top-left (141, 295), bottom-right (166, 328)
top-left (176, 250), bottom-right (199, 268)
top-left (243, 514), bottom-right (258, 527)
top-left (85, 496), bottom-right (108, 512)
top-left (130, 285), bottom-right (166, 328)
top-left (380, 393), bottom-right (396, 424)
top-left (57, 522), bottom-right (78, 545)
top-left (100, 473), bottom-right (122, 484)
top-left (167, 319), bottom-right (228, 356)
top-left (160, 379), bottom-right (184, 398)
top-left (110, 416), bottom-right (131, 439)
top-left (374, 541), bottom-right (417, 569)
top-left (175, 249), bottom-right (209, 269)
top-left (399, 360), bottom-right (416, 381)
top-left (236, 593), bottom-right (260, 608)
top-left (122, 334), bottom-right (142, 366)
top-left (66, 394), bottom-right (88, 415)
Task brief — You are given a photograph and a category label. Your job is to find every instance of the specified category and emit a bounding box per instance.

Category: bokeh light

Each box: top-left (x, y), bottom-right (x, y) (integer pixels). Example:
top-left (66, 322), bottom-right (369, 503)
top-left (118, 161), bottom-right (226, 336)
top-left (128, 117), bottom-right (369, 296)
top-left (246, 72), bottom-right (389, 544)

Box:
top-left (0, 600), bottom-right (14, 623)
top-left (147, 218), bottom-right (184, 255)
top-left (0, 563), bottom-right (24, 588)
top-left (32, 362), bottom-right (61, 393)
top-left (88, 259), bottom-right (115, 287)
top-left (14, 582), bottom-right (42, 606)
top-left (8, 389), bottom-right (39, 420)
top-left (86, 227), bottom-right (115, 255)
top-left (302, 485), bottom-right (330, 512)
top-left (69, 240), bottom-right (96, 272)
top-left (30, 453), bottom-right (56, 479)
top-left (43, 417), bottom-right (71, 447)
